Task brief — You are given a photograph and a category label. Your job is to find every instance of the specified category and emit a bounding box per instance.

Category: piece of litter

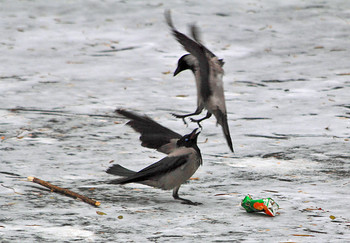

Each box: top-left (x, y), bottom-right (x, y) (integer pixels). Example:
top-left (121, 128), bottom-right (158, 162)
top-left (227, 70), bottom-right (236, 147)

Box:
top-left (241, 195), bottom-right (279, 217)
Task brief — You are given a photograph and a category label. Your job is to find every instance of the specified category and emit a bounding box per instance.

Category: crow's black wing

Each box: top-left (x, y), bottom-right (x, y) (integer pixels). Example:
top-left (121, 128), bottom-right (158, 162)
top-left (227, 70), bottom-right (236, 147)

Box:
top-left (189, 24), bottom-right (224, 67)
top-left (165, 10), bottom-right (211, 100)
top-left (116, 109), bottom-right (182, 154)
top-left (108, 154), bottom-right (189, 184)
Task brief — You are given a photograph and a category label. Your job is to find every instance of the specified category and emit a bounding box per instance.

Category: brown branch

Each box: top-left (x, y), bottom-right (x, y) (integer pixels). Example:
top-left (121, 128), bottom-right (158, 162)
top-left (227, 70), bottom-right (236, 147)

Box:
top-left (27, 176), bottom-right (100, 207)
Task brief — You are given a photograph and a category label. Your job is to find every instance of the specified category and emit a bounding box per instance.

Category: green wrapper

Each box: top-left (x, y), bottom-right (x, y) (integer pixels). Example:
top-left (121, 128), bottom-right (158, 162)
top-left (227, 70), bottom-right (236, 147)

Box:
top-left (241, 195), bottom-right (279, 216)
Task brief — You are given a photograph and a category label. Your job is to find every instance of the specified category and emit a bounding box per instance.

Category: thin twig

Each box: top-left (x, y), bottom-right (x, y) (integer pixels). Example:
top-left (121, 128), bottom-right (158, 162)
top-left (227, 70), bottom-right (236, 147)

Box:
top-left (1, 184), bottom-right (23, 195)
top-left (27, 176), bottom-right (100, 207)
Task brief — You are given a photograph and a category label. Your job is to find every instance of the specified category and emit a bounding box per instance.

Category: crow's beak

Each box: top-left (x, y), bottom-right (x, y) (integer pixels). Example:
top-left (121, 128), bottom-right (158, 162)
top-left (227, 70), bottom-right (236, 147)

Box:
top-left (190, 128), bottom-right (200, 140)
top-left (173, 66), bottom-right (181, 76)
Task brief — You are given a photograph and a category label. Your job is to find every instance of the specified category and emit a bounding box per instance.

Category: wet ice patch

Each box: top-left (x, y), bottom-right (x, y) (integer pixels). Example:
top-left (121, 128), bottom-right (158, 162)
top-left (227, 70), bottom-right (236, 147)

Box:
top-left (17, 137), bottom-right (58, 144)
top-left (34, 226), bottom-right (95, 241)
top-left (224, 157), bottom-right (319, 173)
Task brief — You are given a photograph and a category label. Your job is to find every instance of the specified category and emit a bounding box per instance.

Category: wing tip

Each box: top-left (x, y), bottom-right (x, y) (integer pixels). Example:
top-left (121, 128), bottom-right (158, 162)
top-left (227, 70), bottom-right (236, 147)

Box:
top-left (164, 9), bottom-right (174, 29)
top-left (115, 107), bottom-right (127, 116)
top-left (190, 24), bottom-right (201, 43)
top-left (115, 108), bottom-right (150, 123)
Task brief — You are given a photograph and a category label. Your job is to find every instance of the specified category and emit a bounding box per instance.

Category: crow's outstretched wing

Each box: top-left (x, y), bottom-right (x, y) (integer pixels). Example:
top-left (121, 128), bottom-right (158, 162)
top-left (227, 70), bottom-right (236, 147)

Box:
top-left (189, 24), bottom-right (224, 67)
top-left (116, 109), bottom-right (182, 154)
top-left (165, 10), bottom-right (211, 100)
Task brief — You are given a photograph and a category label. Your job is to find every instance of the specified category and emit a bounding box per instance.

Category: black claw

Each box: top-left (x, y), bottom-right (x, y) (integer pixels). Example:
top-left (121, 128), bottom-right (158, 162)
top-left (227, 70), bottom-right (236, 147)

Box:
top-left (171, 113), bottom-right (188, 126)
top-left (171, 113), bottom-right (179, 118)
top-left (190, 118), bottom-right (203, 128)
top-left (180, 199), bottom-right (202, 206)
top-left (173, 193), bottom-right (202, 205)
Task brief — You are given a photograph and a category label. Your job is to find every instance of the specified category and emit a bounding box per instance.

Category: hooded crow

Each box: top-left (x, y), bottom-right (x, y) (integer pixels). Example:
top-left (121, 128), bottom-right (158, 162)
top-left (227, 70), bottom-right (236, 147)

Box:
top-left (165, 10), bottom-right (234, 152)
top-left (107, 109), bottom-right (202, 205)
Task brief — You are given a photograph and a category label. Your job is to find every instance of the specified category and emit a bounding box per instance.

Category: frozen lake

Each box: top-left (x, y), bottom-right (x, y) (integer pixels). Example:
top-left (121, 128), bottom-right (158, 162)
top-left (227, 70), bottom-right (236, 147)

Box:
top-left (1, 0), bottom-right (349, 242)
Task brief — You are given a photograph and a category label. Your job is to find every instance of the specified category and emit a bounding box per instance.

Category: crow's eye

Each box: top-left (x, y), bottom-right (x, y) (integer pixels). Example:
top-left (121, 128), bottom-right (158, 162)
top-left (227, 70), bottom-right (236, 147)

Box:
top-left (185, 138), bottom-right (189, 142)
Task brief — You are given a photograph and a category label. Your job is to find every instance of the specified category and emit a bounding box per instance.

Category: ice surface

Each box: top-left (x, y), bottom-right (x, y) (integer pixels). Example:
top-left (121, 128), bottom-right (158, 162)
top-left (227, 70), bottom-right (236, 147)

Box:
top-left (1, 0), bottom-right (349, 242)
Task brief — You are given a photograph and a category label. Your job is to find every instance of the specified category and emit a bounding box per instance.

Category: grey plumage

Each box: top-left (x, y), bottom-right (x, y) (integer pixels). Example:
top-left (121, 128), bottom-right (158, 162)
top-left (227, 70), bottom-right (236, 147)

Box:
top-left (107, 109), bottom-right (202, 205)
top-left (165, 10), bottom-right (234, 152)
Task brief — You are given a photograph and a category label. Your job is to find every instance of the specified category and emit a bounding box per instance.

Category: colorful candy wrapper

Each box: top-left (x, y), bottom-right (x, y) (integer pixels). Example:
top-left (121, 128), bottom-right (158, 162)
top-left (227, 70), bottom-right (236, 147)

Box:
top-left (241, 195), bottom-right (279, 217)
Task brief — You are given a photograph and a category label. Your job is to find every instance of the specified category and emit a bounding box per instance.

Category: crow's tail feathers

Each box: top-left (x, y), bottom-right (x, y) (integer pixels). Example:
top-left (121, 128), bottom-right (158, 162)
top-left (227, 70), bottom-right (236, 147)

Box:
top-left (215, 109), bottom-right (234, 153)
top-left (106, 164), bottom-right (136, 177)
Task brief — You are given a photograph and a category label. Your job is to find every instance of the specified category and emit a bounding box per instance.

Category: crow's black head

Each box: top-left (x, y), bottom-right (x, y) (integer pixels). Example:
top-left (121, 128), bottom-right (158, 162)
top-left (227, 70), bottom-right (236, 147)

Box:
top-left (177, 128), bottom-right (200, 148)
top-left (174, 54), bottom-right (196, 76)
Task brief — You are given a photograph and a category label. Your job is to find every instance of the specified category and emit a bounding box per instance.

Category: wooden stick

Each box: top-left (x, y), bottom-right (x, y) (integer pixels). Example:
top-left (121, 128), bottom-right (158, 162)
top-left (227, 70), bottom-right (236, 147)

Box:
top-left (27, 176), bottom-right (100, 207)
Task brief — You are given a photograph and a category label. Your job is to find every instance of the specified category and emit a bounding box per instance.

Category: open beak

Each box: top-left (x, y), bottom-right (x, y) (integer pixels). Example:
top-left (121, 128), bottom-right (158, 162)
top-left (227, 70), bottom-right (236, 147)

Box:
top-left (190, 128), bottom-right (200, 140)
